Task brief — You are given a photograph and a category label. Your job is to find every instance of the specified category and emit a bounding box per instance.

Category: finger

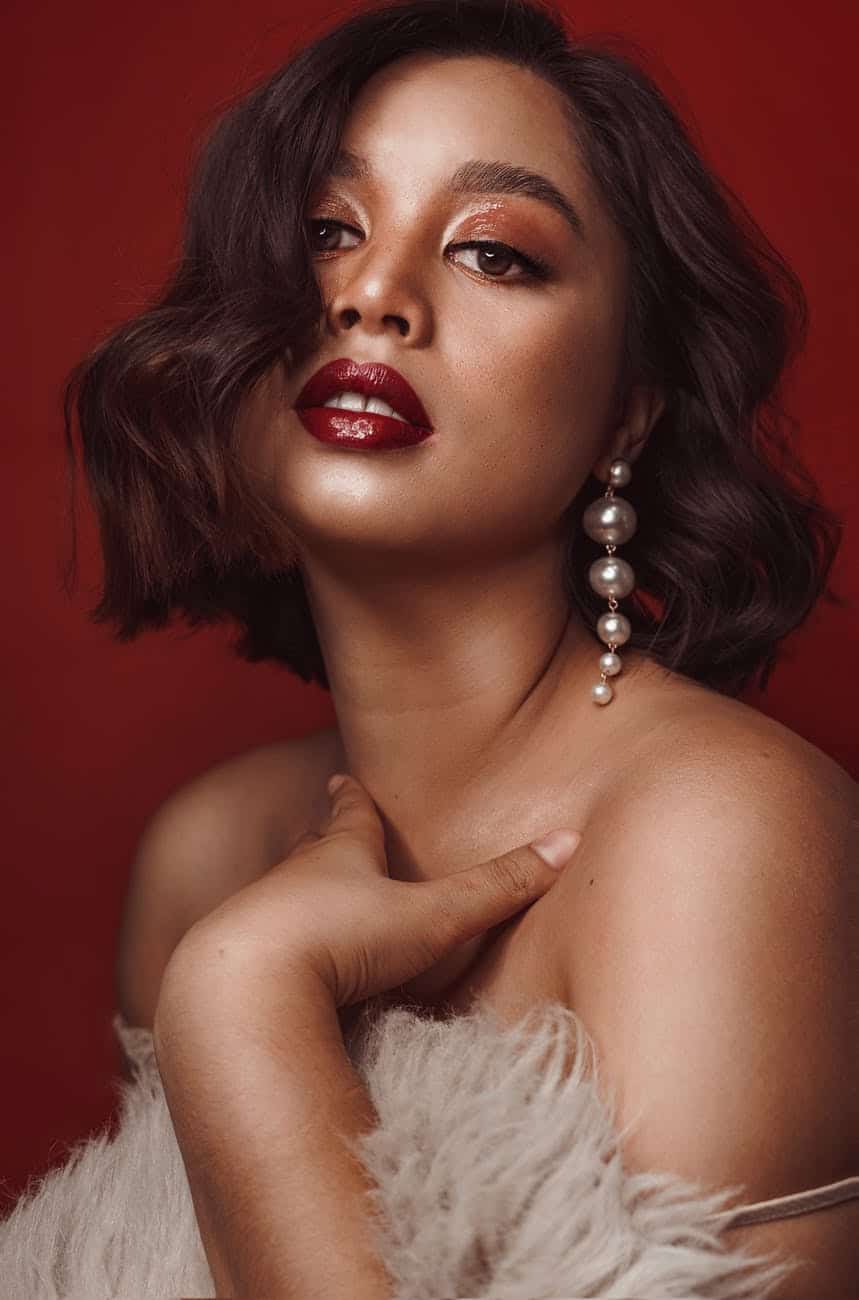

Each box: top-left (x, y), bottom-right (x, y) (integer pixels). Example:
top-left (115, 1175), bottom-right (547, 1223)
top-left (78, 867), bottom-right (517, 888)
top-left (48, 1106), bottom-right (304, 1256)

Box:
top-left (424, 832), bottom-right (581, 949)
top-left (325, 773), bottom-right (387, 856)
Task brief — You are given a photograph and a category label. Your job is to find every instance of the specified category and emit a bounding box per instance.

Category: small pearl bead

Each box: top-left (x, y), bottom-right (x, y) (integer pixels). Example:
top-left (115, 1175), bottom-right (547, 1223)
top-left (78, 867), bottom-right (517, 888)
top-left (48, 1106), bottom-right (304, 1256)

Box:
top-left (589, 555), bottom-right (636, 599)
top-left (597, 611), bottom-right (631, 645)
top-left (609, 459), bottom-right (632, 487)
top-left (592, 681), bottom-right (614, 705)
top-left (582, 496), bottom-right (637, 546)
top-left (599, 651), bottom-right (622, 676)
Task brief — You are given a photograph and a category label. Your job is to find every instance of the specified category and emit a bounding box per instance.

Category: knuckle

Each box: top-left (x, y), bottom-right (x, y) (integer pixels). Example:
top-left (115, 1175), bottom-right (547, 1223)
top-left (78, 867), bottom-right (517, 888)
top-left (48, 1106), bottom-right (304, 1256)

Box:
top-left (334, 787), bottom-right (361, 810)
top-left (487, 852), bottom-right (534, 899)
top-left (422, 880), bottom-right (467, 945)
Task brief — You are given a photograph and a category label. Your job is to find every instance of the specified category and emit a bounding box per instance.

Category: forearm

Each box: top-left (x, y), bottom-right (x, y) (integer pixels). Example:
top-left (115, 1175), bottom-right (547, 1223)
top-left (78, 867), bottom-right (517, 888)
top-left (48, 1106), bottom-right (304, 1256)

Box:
top-left (153, 938), bottom-right (394, 1300)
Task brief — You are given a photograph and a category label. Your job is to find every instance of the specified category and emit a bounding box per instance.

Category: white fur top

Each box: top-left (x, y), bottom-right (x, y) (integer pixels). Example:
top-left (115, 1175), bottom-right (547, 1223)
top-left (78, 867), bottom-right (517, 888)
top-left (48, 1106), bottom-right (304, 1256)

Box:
top-left (0, 996), bottom-right (797, 1298)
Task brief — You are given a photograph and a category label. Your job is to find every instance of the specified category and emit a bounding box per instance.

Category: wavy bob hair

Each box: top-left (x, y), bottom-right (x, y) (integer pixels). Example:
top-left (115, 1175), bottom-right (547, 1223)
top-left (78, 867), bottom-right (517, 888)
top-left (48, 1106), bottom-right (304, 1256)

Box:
top-left (62, 0), bottom-right (844, 694)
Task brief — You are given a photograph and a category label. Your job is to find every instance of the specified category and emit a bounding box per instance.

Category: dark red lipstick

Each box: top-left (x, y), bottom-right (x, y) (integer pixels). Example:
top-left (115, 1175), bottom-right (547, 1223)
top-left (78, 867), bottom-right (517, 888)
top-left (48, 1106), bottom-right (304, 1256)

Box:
top-left (294, 358), bottom-right (433, 449)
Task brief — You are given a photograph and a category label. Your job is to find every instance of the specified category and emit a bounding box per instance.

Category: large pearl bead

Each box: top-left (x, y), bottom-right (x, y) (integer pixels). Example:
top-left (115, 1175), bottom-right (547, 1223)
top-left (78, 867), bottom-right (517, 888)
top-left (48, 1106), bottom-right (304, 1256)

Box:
top-left (609, 459), bottom-right (632, 488)
top-left (592, 681), bottom-right (613, 705)
top-left (597, 611), bottom-right (631, 645)
top-left (582, 496), bottom-right (637, 546)
top-left (599, 651), bottom-right (622, 676)
top-left (589, 555), bottom-right (635, 599)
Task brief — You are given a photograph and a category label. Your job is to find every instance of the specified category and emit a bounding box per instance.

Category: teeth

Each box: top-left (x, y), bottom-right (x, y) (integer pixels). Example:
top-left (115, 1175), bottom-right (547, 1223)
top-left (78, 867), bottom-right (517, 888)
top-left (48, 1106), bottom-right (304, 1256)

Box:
top-left (322, 390), bottom-right (408, 423)
top-left (365, 395), bottom-right (406, 421)
top-left (331, 391), bottom-right (366, 412)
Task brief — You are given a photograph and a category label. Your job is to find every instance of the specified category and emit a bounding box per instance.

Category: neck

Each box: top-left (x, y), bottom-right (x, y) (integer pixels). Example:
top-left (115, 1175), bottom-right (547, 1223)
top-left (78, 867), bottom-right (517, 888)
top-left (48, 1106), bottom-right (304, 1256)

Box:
top-left (298, 538), bottom-right (599, 879)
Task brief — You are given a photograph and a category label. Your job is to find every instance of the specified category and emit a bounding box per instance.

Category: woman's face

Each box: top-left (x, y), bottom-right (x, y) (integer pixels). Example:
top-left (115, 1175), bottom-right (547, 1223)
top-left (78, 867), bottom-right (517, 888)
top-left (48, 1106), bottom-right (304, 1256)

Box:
top-left (251, 53), bottom-right (650, 569)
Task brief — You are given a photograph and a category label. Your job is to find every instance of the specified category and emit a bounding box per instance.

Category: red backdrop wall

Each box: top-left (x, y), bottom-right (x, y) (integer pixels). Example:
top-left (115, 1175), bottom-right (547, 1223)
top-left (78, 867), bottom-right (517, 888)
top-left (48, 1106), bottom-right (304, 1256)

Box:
top-left (3, 0), bottom-right (857, 1204)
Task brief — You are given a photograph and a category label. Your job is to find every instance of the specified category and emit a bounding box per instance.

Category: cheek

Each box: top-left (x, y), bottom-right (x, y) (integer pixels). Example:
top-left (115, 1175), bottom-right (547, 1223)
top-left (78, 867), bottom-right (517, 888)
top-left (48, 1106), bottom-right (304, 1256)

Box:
top-left (487, 301), bottom-right (622, 474)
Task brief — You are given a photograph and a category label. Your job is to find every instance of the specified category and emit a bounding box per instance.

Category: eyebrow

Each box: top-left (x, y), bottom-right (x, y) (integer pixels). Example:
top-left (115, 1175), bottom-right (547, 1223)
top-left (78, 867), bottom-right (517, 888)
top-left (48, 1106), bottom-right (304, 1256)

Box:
top-left (326, 149), bottom-right (587, 241)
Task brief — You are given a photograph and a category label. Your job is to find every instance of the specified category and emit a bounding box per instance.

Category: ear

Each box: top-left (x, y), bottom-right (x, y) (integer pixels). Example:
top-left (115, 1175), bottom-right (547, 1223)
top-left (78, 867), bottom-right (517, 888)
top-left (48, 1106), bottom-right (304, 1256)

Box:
top-left (592, 384), bottom-right (666, 484)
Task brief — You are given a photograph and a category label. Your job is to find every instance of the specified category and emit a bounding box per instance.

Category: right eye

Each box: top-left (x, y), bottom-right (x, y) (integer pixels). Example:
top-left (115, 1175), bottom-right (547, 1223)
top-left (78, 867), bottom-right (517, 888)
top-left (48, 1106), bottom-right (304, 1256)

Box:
top-left (306, 218), bottom-right (362, 253)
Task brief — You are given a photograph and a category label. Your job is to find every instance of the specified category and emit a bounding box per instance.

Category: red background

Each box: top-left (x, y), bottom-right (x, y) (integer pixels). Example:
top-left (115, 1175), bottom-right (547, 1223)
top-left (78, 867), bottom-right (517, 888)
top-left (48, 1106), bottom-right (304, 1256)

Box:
top-left (3, 0), bottom-right (857, 1204)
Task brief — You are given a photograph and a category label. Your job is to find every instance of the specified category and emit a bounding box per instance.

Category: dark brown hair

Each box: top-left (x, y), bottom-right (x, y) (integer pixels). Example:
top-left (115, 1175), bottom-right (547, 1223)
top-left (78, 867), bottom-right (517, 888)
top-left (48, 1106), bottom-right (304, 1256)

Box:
top-left (61, 0), bottom-right (845, 694)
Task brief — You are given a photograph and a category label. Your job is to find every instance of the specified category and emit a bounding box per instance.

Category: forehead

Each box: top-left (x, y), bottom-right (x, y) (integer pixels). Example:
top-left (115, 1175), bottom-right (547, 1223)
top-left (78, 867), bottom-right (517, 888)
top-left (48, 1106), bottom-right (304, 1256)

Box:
top-left (339, 53), bottom-right (600, 222)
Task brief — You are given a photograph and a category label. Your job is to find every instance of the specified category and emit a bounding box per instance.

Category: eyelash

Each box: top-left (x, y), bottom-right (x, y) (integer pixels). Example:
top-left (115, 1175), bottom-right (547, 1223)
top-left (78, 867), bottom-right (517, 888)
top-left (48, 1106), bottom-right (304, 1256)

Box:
top-left (305, 219), bottom-right (553, 284)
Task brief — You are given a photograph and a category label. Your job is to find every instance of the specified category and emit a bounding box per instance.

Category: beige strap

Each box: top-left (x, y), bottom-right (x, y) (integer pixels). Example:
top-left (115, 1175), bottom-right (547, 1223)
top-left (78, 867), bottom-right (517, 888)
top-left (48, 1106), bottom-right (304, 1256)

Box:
top-left (716, 1175), bottom-right (859, 1228)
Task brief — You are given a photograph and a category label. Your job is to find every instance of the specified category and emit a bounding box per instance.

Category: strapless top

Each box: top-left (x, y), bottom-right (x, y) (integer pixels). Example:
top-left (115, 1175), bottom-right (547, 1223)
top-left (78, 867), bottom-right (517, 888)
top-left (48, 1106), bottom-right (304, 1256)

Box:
top-left (115, 1003), bottom-right (857, 1227)
top-left (113, 1006), bottom-right (859, 1228)
top-left (1, 997), bottom-right (852, 1299)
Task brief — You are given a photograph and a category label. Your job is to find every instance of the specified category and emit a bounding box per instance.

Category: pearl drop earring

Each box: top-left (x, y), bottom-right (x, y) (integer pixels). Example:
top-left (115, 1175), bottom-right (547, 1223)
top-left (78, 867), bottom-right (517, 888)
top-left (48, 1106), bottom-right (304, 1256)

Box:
top-left (582, 457), bottom-right (637, 706)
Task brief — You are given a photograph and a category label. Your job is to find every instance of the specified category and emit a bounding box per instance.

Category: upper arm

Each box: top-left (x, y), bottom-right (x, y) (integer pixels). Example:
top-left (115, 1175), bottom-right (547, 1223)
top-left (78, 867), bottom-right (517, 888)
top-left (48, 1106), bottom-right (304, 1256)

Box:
top-left (114, 778), bottom-right (227, 1032)
top-left (114, 741), bottom-right (308, 1033)
top-left (558, 732), bottom-right (858, 1298)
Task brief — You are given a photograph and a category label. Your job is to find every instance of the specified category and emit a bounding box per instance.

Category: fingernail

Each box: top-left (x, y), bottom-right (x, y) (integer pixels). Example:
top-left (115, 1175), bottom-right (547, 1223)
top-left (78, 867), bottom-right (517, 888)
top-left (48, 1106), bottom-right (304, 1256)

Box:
top-left (530, 829), bottom-right (582, 869)
top-left (327, 774), bottom-right (348, 796)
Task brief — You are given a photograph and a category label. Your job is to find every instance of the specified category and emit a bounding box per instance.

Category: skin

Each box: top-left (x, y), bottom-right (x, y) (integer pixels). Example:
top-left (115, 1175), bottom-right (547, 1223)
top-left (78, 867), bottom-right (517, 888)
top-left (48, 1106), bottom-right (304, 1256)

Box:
top-left (153, 51), bottom-right (858, 1298)
top-left (156, 777), bottom-right (578, 1297)
top-left (238, 49), bottom-right (667, 992)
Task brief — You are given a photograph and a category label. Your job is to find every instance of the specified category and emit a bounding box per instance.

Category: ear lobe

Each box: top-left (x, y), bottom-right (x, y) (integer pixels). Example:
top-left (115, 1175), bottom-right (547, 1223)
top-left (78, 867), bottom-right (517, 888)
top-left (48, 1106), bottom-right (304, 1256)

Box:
top-left (594, 383), bottom-right (666, 481)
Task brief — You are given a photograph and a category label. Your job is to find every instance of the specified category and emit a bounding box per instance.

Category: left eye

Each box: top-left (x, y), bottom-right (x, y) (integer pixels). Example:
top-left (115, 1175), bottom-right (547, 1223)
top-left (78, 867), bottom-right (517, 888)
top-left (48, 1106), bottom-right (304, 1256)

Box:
top-left (447, 240), bottom-right (549, 282)
top-left (305, 220), bottom-right (550, 283)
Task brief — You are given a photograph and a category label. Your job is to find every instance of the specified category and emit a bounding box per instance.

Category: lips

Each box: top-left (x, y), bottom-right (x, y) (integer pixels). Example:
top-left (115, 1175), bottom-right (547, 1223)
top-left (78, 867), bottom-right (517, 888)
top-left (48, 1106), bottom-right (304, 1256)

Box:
top-left (294, 359), bottom-right (432, 430)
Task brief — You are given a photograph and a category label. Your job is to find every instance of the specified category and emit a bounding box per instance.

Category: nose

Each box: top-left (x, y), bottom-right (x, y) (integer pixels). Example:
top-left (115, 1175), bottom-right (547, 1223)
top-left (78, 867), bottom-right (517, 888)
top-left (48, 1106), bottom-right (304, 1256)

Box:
top-left (323, 240), bottom-right (433, 345)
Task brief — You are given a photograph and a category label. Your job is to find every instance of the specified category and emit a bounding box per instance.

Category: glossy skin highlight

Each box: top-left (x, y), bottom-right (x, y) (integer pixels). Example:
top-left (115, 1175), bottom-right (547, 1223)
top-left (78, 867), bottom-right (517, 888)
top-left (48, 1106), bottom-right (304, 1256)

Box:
top-left (154, 50), bottom-right (859, 1300)
top-left (253, 53), bottom-right (663, 571)
top-left (237, 53), bottom-right (668, 1001)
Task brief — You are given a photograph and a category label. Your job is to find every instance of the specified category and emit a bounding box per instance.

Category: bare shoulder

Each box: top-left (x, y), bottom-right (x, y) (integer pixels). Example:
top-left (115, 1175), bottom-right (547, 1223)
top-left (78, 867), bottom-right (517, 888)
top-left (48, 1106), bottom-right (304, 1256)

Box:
top-left (622, 694), bottom-right (858, 987)
top-left (608, 673), bottom-right (856, 869)
top-left (567, 685), bottom-right (857, 977)
top-left (653, 683), bottom-right (855, 793)
top-left (555, 686), bottom-right (858, 1211)
top-left (638, 690), bottom-right (857, 881)
top-left (115, 725), bottom-right (342, 1030)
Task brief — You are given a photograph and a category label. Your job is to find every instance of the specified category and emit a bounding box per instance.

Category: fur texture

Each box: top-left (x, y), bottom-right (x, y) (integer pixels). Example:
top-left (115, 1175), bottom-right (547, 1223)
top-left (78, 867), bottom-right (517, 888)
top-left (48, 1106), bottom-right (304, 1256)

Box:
top-left (0, 998), bottom-right (799, 1298)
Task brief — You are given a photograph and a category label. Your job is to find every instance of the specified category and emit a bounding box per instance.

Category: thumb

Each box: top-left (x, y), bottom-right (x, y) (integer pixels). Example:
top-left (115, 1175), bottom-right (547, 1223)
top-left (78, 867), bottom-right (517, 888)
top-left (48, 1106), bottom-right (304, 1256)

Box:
top-left (529, 828), bottom-right (583, 870)
top-left (424, 828), bottom-right (582, 948)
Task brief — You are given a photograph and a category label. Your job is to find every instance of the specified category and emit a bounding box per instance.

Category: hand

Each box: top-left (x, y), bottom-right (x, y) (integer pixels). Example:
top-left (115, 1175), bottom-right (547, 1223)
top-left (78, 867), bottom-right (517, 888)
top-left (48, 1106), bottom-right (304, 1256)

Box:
top-left (176, 772), bottom-right (582, 1010)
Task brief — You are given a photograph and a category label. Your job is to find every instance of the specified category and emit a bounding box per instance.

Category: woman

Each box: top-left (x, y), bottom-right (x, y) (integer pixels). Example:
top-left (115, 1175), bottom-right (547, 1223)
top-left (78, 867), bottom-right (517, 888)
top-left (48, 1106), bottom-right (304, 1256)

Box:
top-left (4, 0), bottom-right (856, 1296)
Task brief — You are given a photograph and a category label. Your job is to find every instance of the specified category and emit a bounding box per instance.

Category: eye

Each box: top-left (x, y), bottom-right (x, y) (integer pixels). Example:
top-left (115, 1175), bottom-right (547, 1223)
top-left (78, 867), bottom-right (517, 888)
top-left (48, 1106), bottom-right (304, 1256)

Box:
top-left (304, 219), bottom-right (552, 284)
top-left (306, 218), bottom-right (361, 253)
top-left (446, 240), bottom-right (551, 283)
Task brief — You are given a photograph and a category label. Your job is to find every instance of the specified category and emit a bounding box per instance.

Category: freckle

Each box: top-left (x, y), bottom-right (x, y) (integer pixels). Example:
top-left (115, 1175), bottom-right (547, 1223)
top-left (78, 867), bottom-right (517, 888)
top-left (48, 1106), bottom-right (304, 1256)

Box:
top-left (589, 878), bottom-right (594, 886)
